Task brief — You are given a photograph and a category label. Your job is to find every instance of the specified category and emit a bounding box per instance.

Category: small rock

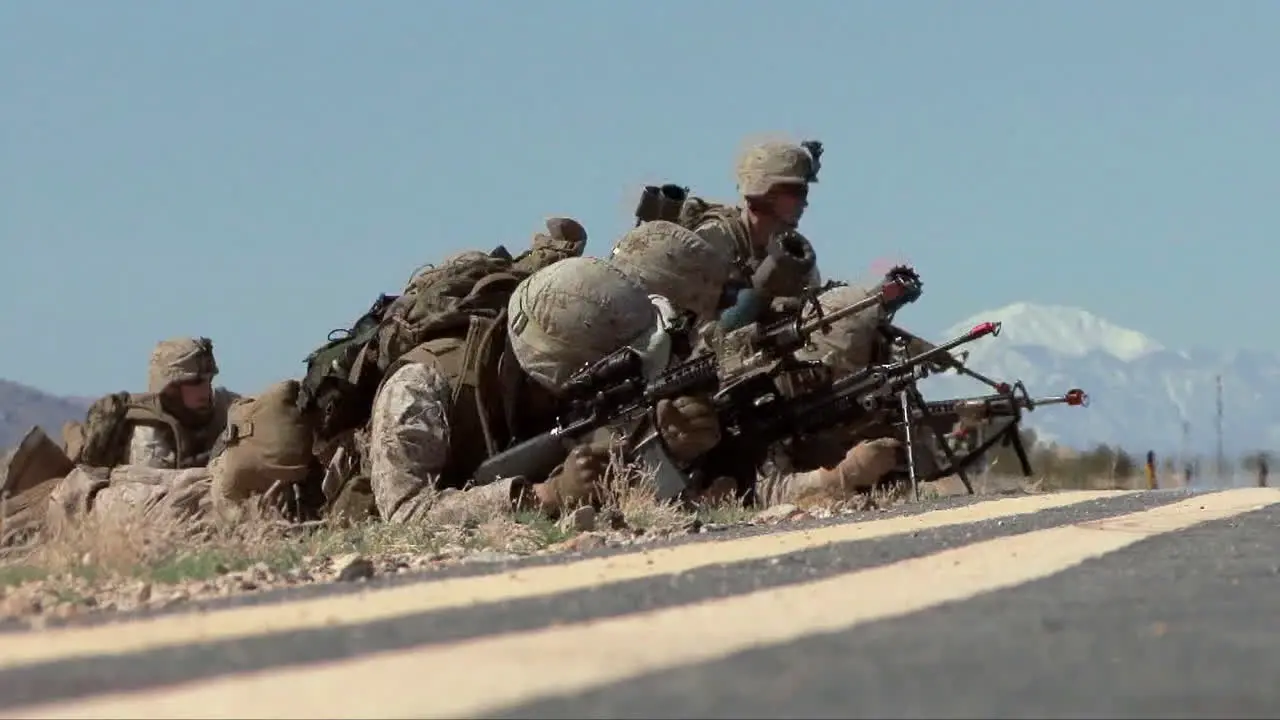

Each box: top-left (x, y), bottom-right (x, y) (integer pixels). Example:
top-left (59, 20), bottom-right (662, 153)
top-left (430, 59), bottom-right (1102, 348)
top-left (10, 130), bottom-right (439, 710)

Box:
top-left (436, 544), bottom-right (466, 559)
top-left (465, 550), bottom-right (521, 564)
top-left (1, 594), bottom-right (41, 617)
top-left (598, 507), bottom-right (628, 530)
top-left (132, 582), bottom-right (153, 605)
top-left (559, 505), bottom-right (597, 533)
top-left (682, 518), bottom-right (703, 534)
top-left (333, 553), bottom-right (375, 582)
top-left (755, 503), bottom-right (804, 524)
top-left (553, 532), bottom-right (608, 553)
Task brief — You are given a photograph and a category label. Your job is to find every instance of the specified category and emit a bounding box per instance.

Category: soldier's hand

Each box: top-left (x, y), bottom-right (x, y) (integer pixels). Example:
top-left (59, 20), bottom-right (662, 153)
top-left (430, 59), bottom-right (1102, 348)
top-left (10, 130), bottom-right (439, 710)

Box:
top-left (656, 395), bottom-right (721, 463)
top-left (833, 437), bottom-right (904, 491)
top-left (536, 443), bottom-right (610, 517)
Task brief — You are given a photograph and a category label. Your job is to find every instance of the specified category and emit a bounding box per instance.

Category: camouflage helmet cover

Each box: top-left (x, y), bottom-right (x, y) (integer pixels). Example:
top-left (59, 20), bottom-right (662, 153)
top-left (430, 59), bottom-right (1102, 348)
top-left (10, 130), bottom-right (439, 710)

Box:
top-left (147, 336), bottom-right (218, 393)
top-left (735, 139), bottom-right (823, 198)
top-left (507, 256), bottom-right (665, 391)
top-left (608, 220), bottom-right (734, 323)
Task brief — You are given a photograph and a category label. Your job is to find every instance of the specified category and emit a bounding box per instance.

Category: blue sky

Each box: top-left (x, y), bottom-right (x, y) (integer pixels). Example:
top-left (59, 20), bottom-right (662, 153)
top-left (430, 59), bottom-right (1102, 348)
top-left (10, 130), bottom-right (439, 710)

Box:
top-left (3, 0), bottom-right (1277, 396)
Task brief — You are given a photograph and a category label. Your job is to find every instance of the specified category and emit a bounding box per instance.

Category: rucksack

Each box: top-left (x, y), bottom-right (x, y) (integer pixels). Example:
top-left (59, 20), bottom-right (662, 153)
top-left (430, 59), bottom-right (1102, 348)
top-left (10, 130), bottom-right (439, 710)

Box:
top-left (216, 379), bottom-right (318, 505)
top-left (632, 183), bottom-right (742, 235)
top-left (297, 246), bottom-right (534, 441)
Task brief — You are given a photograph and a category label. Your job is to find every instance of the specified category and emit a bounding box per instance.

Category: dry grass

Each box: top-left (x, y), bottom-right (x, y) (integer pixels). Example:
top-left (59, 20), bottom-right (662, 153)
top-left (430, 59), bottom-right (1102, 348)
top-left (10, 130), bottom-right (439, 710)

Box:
top-left (0, 457), bottom-right (755, 620)
top-left (2, 453), bottom-right (1150, 622)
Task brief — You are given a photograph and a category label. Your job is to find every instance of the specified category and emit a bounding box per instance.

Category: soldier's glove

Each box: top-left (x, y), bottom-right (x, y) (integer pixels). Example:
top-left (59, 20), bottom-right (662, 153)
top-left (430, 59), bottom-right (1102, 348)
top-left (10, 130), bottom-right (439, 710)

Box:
top-left (656, 395), bottom-right (721, 463)
top-left (534, 442), bottom-right (610, 517)
top-left (827, 437), bottom-right (904, 492)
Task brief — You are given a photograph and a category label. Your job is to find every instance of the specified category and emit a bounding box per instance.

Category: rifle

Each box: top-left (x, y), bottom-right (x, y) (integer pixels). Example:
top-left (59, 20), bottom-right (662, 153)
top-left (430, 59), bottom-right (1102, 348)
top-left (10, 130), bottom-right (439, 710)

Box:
top-left (471, 267), bottom-right (926, 490)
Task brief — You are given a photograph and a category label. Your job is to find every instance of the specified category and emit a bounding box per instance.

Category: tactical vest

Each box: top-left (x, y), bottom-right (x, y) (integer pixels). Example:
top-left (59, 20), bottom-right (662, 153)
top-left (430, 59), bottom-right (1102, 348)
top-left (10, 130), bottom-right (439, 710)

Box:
top-left (372, 311), bottom-right (553, 490)
top-left (72, 390), bottom-right (231, 470)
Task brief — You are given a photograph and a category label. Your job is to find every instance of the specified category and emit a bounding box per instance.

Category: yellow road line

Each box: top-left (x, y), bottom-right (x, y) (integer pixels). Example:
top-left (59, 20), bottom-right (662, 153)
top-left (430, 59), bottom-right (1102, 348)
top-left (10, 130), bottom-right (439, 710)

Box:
top-left (0, 491), bottom-right (1126, 669)
top-left (13, 487), bottom-right (1275, 720)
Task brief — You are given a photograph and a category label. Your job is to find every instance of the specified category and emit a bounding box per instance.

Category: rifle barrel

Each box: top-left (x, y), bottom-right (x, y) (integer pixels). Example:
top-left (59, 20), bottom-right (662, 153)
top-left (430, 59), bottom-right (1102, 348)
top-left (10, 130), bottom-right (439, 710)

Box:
top-left (797, 292), bottom-right (883, 336)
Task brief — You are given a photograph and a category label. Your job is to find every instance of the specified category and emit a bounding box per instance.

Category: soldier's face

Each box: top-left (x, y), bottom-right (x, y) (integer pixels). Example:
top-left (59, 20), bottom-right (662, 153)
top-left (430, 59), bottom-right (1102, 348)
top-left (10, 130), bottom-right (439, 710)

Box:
top-left (768, 184), bottom-right (809, 226)
top-left (177, 379), bottom-right (214, 411)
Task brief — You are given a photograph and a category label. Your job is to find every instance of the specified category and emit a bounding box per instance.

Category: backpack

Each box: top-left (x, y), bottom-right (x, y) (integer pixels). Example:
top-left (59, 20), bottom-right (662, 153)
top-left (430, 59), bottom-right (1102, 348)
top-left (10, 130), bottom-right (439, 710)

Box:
top-left (632, 183), bottom-right (742, 235)
top-left (216, 379), bottom-right (318, 505)
top-left (297, 246), bottom-right (537, 442)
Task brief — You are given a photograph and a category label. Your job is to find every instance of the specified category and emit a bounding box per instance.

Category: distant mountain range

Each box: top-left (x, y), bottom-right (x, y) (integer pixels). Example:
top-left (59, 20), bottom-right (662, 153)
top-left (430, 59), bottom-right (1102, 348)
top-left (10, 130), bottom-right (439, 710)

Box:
top-left (918, 302), bottom-right (1276, 459)
top-left (0, 379), bottom-right (92, 452)
top-left (2, 302), bottom-right (1274, 459)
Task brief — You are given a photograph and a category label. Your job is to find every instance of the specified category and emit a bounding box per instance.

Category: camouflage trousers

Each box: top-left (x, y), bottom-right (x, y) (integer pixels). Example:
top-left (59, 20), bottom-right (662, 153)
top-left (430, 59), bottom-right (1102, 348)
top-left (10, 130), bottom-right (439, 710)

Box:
top-left (1, 453), bottom-right (309, 548)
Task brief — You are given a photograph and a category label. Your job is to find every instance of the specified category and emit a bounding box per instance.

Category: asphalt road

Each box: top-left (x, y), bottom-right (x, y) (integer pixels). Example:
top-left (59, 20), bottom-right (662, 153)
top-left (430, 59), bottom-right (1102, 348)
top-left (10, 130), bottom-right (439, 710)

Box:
top-left (1, 486), bottom-right (1277, 719)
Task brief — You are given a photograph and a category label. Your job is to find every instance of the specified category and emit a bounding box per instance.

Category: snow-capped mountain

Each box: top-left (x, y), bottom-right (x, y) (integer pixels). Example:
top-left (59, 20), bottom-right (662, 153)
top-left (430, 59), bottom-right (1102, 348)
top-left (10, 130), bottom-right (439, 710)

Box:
top-left (916, 303), bottom-right (1278, 457)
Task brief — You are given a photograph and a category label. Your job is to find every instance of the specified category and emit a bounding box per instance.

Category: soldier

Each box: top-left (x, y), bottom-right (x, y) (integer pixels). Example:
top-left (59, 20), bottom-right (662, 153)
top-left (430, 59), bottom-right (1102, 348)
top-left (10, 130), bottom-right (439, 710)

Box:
top-left (605, 227), bottom-right (906, 508)
top-left (362, 255), bottom-right (722, 524)
top-left (687, 138), bottom-right (825, 291)
top-left (5, 338), bottom-right (239, 546)
top-left (62, 336), bottom-right (239, 470)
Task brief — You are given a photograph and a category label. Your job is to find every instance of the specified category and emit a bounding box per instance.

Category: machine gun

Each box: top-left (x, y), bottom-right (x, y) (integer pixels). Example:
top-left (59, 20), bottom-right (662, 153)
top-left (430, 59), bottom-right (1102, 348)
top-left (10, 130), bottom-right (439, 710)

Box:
top-left (872, 321), bottom-right (1092, 499)
top-left (905, 383), bottom-right (1090, 483)
top-left (471, 267), bottom-right (925, 489)
top-left (690, 320), bottom-right (1005, 504)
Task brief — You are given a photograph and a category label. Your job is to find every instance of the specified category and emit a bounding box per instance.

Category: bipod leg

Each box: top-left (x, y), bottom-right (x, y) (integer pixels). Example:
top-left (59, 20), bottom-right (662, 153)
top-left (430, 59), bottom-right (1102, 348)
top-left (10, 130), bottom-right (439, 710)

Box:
top-left (1006, 421), bottom-right (1034, 477)
top-left (908, 386), bottom-right (975, 496)
top-left (897, 390), bottom-right (920, 502)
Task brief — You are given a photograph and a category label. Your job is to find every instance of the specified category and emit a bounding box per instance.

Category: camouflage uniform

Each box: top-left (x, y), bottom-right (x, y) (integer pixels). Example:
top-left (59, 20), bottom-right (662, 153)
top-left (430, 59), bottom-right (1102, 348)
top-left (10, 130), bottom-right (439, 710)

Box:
top-left (365, 256), bottom-right (699, 524)
top-left (691, 140), bottom-right (825, 290)
top-left (43, 463), bottom-right (215, 540)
